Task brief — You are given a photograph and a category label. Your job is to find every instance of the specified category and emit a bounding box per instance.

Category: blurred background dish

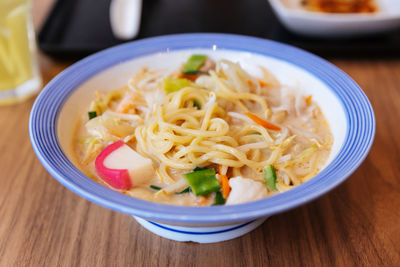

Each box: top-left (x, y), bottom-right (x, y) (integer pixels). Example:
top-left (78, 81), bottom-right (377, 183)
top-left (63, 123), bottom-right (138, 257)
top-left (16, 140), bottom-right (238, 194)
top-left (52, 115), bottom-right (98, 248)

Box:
top-left (268, 0), bottom-right (400, 37)
top-left (38, 0), bottom-right (400, 59)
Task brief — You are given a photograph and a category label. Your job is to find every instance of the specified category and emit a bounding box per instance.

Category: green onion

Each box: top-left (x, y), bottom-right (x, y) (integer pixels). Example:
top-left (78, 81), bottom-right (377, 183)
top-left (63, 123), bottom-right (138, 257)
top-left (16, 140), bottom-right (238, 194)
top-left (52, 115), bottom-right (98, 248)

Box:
top-left (176, 187), bottom-right (191, 194)
top-left (193, 100), bottom-right (201, 109)
top-left (88, 111), bottom-right (97, 120)
top-left (213, 191), bottom-right (225, 205)
top-left (182, 55), bottom-right (207, 74)
top-left (194, 167), bottom-right (205, 171)
top-left (184, 168), bottom-right (221, 196)
top-left (163, 78), bottom-right (192, 93)
top-left (150, 185), bottom-right (162, 191)
top-left (263, 164), bottom-right (277, 191)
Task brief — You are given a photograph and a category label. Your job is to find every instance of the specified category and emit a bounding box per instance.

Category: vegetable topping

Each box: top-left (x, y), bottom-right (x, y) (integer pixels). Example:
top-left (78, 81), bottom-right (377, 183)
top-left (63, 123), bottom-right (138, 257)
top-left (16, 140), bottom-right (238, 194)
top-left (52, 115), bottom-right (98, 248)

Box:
top-left (184, 168), bottom-right (221, 196)
top-left (182, 54), bottom-right (207, 74)
top-left (163, 77), bottom-right (192, 93)
top-left (213, 191), bottom-right (225, 205)
top-left (245, 112), bottom-right (281, 131)
top-left (218, 165), bottom-right (231, 199)
top-left (264, 164), bottom-right (277, 191)
top-left (88, 111), bottom-right (97, 120)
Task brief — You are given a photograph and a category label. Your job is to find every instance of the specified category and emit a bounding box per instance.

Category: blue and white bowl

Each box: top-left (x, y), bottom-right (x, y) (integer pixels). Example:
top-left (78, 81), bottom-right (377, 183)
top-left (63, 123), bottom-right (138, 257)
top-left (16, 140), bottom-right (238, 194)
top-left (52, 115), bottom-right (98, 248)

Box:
top-left (29, 34), bottom-right (375, 243)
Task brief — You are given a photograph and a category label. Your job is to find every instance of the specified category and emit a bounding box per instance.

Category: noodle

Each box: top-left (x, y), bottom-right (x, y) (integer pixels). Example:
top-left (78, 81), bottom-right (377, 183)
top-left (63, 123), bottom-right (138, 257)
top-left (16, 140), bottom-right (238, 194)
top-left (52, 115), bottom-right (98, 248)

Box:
top-left (74, 56), bottom-right (333, 206)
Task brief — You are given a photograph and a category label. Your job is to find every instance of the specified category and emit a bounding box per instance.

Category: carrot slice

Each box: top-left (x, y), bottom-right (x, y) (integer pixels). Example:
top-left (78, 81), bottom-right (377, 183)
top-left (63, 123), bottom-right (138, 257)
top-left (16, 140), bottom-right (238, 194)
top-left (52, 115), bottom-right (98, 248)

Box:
top-left (305, 95), bottom-right (312, 104)
top-left (245, 112), bottom-right (281, 131)
top-left (218, 164), bottom-right (223, 175)
top-left (258, 79), bottom-right (269, 87)
top-left (178, 72), bottom-right (200, 82)
top-left (220, 174), bottom-right (231, 199)
top-left (218, 165), bottom-right (231, 199)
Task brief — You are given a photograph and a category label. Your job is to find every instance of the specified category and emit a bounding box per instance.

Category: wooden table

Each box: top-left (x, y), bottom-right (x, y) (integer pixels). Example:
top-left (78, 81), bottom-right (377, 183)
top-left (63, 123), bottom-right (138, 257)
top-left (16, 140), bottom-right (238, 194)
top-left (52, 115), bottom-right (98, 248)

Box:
top-left (0, 1), bottom-right (399, 266)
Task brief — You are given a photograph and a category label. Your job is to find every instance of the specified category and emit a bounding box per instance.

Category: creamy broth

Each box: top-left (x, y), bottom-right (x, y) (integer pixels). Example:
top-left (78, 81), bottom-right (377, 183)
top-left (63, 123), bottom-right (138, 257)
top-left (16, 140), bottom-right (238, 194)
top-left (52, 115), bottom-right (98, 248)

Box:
top-left (73, 56), bottom-right (333, 206)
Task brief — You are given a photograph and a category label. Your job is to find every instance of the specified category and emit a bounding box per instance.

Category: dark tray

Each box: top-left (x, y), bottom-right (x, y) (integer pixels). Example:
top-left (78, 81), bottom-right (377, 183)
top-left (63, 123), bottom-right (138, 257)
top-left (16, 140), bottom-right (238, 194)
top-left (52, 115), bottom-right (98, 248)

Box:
top-left (38, 0), bottom-right (400, 59)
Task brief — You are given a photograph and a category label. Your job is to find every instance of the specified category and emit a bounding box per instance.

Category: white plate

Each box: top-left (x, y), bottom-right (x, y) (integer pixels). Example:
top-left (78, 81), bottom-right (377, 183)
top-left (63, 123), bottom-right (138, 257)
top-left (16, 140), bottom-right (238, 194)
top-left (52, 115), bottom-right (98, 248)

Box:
top-left (268, 0), bottom-right (400, 37)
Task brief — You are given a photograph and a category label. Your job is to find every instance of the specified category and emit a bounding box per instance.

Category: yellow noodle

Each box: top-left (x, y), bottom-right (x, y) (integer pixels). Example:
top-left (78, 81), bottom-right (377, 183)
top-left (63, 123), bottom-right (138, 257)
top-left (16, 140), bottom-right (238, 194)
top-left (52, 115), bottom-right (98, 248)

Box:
top-left (75, 59), bottom-right (333, 205)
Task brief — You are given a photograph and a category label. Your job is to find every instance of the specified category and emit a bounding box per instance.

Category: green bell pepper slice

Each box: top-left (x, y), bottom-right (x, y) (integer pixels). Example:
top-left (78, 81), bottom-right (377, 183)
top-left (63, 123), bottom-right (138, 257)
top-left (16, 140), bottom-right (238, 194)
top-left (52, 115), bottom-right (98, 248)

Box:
top-left (182, 55), bottom-right (207, 74)
top-left (163, 77), bottom-right (192, 93)
top-left (264, 164), bottom-right (277, 191)
top-left (184, 168), bottom-right (221, 196)
top-left (213, 191), bottom-right (225, 205)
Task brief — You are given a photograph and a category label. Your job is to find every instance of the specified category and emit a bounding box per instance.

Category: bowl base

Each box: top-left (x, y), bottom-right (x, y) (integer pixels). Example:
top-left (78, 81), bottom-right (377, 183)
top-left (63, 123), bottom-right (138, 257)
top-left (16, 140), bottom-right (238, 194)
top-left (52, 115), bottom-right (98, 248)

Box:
top-left (133, 216), bottom-right (268, 243)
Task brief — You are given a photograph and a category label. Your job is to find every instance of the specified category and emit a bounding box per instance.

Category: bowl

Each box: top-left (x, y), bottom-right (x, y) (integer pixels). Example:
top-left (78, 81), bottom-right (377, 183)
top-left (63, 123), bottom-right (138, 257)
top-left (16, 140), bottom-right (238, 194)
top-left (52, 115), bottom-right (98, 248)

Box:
top-left (29, 33), bottom-right (375, 243)
top-left (268, 0), bottom-right (400, 37)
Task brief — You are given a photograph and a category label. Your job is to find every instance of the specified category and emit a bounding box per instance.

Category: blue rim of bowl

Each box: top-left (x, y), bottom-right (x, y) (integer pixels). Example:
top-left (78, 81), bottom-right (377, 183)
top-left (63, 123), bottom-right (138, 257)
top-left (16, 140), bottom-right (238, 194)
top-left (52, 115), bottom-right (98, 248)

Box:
top-left (29, 33), bottom-right (375, 224)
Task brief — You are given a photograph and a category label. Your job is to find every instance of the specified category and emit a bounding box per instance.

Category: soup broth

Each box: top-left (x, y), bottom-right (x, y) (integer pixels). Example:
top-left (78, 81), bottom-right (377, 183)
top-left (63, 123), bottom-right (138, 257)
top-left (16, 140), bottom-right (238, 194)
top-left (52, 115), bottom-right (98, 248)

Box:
top-left (73, 56), bottom-right (333, 206)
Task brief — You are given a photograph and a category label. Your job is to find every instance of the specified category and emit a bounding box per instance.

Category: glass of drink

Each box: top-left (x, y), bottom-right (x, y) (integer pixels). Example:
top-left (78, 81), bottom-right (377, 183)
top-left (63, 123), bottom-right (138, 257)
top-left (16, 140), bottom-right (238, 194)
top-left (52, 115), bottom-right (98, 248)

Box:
top-left (0, 0), bottom-right (41, 105)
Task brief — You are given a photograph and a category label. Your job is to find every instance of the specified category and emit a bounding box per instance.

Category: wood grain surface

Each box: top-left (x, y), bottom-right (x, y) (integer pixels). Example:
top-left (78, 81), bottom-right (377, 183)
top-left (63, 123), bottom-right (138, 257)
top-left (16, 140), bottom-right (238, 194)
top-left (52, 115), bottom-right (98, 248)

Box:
top-left (0, 0), bottom-right (399, 266)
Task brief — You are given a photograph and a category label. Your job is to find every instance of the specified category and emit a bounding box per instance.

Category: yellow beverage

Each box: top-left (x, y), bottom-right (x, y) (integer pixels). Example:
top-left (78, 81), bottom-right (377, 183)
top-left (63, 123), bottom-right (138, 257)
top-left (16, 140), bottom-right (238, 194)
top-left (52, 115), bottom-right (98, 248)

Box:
top-left (0, 0), bottom-right (41, 105)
